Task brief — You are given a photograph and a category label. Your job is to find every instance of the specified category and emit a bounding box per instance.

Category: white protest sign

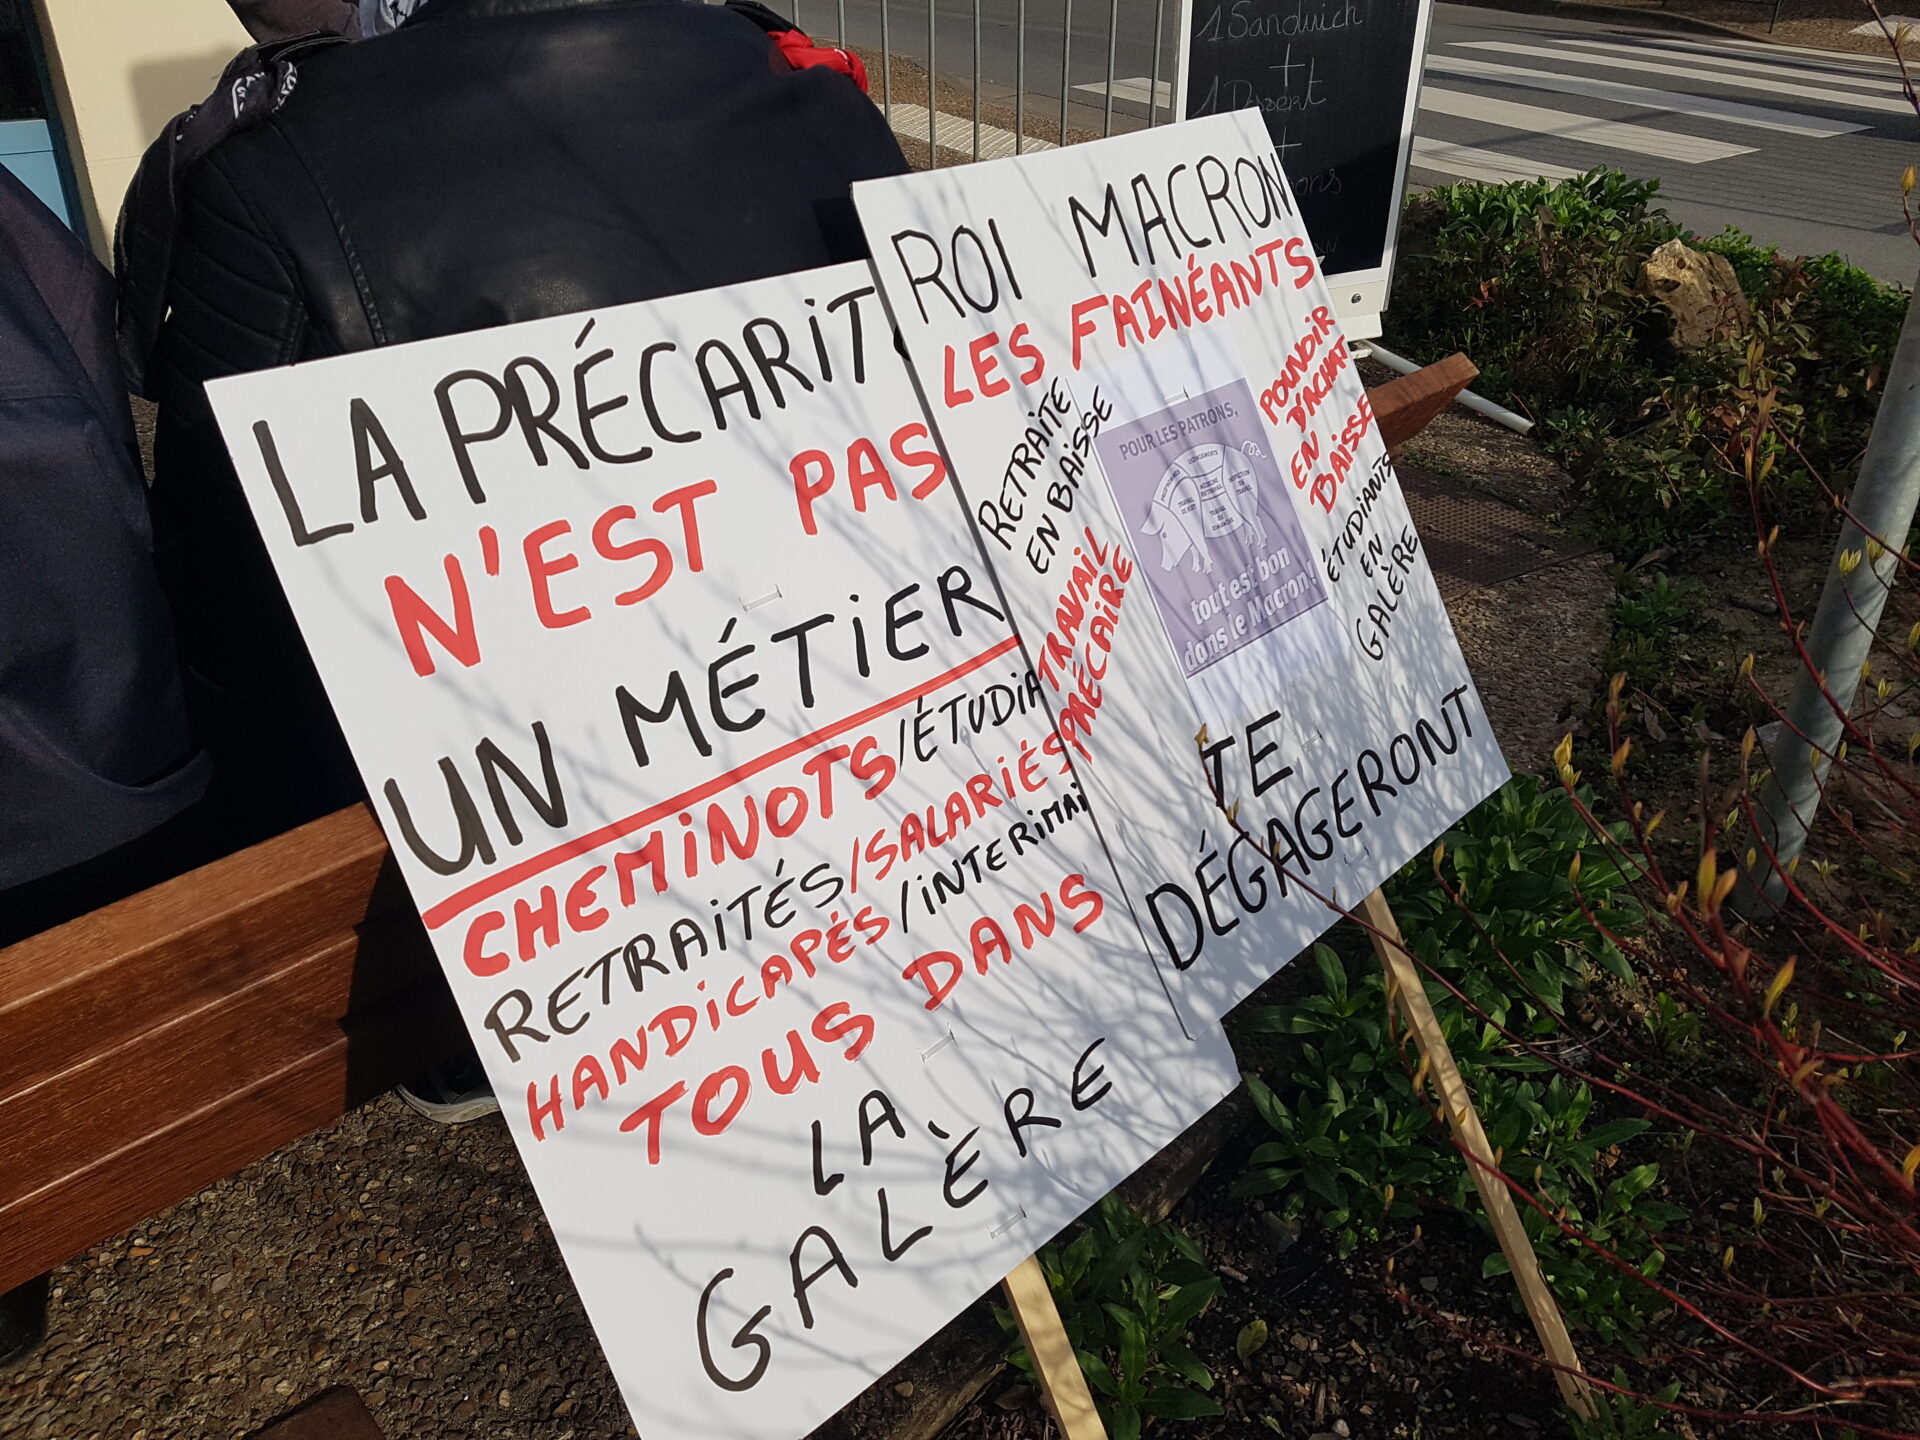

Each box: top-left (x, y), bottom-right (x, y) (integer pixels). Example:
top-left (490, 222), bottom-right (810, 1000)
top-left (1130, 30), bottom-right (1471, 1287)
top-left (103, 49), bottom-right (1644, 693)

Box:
top-left (854, 110), bottom-right (1509, 1025)
top-left (206, 262), bottom-right (1239, 1440)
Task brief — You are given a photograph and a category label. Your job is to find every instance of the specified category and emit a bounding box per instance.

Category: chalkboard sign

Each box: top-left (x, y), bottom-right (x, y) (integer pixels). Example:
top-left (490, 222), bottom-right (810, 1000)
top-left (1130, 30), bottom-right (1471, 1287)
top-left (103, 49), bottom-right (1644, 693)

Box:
top-left (1176, 0), bottom-right (1433, 339)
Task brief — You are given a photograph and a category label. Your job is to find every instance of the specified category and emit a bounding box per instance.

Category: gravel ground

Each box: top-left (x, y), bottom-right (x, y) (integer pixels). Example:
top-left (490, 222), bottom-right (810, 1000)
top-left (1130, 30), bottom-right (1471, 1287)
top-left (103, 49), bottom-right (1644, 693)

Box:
top-left (1384, 362), bottom-right (1612, 779)
top-left (1, 1098), bottom-right (629, 1440)
top-left (0, 390), bottom-right (1603, 1439)
top-left (1442, 549), bottom-right (1613, 777)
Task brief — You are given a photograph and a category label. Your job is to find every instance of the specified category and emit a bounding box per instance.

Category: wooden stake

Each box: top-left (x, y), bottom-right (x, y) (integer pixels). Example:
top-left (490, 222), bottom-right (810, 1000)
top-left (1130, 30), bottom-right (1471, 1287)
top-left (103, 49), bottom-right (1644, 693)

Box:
top-left (1354, 887), bottom-right (1598, 1419)
top-left (1001, 1253), bottom-right (1107, 1439)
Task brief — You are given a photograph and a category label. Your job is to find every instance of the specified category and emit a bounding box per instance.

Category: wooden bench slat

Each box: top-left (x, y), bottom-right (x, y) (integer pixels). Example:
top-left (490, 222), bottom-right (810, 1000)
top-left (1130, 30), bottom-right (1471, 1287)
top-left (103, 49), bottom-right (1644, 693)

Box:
top-left (0, 969), bottom-right (462, 1292)
top-left (0, 923), bottom-right (436, 1201)
top-left (0, 806), bottom-right (405, 1095)
top-left (0, 802), bottom-right (463, 1292)
top-left (1371, 352), bottom-right (1480, 453)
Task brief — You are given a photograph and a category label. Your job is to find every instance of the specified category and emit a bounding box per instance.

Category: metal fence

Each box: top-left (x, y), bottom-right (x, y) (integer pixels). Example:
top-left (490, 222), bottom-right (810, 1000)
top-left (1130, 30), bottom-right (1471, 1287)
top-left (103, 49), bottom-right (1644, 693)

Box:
top-left (757, 0), bottom-right (1181, 164)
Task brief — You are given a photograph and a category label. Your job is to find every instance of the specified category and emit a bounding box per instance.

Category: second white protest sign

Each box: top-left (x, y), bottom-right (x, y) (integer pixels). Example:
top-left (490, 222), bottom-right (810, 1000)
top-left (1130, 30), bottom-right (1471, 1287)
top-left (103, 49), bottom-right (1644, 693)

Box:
top-left (854, 109), bottom-right (1510, 1027)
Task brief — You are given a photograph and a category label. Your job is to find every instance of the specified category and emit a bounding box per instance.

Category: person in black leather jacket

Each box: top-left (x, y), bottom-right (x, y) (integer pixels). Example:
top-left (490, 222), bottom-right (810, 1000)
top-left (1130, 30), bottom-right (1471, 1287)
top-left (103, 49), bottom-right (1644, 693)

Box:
top-left (146, 0), bottom-right (910, 854)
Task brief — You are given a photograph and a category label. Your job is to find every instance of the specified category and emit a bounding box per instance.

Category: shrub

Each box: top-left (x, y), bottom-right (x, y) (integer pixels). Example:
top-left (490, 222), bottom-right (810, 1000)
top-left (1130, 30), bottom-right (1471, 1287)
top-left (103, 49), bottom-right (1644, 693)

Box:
top-left (1570, 1375), bottom-right (1687, 1440)
top-left (1390, 169), bottom-right (1677, 425)
top-left (1604, 572), bottom-right (1694, 698)
top-left (1235, 779), bottom-right (1675, 1343)
top-left (1385, 172), bottom-right (1908, 554)
top-left (1530, 613), bottom-right (1920, 1432)
top-left (1000, 1195), bottom-right (1223, 1439)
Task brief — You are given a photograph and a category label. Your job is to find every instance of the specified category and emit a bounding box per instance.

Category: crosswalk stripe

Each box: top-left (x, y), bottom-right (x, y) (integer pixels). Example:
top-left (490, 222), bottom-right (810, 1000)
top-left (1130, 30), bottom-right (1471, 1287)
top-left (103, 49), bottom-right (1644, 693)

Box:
top-left (1552, 36), bottom-right (1909, 93)
top-left (1408, 135), bottom-right (1583, 184)
top-left (1455, 39), bottom-right (1919, 114)
top-left (1419, 85), bottom-right (1757, 161)
top-left (1074, 76), bottom-right (1175, 107)
top-left (1425, 53), bottom-right (1868, 137)
top-left (1590, 28), bottom-right (1911, 70)
top-left (883, 102), bottom-right (1056, 160)
top-left (1850, 15), bottom-right (1920, 36)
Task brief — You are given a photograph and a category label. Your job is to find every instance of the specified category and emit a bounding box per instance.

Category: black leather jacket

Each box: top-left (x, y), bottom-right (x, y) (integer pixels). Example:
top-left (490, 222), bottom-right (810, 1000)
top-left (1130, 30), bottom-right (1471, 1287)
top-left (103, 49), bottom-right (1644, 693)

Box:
top-left (147, 0), bottom-right (909, 841)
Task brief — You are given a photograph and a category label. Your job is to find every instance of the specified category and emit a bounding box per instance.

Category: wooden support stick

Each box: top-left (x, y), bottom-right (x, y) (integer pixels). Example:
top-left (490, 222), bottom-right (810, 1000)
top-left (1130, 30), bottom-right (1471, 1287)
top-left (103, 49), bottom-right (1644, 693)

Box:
top-left (1001, 1254), bottom-right (1107, 1440)
top-left (1355, 888), bottom-right (1597, 1419)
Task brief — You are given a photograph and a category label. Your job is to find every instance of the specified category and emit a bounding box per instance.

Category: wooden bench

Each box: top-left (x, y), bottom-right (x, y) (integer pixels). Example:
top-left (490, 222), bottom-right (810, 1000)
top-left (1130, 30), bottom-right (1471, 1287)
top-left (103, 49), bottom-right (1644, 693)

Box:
top-left (0, 355), bottom-right (1477, 1358)
top-left (1370, 351), bottom-right (1478, 458)
top-left (0, 804), bottom-right (465, 1299)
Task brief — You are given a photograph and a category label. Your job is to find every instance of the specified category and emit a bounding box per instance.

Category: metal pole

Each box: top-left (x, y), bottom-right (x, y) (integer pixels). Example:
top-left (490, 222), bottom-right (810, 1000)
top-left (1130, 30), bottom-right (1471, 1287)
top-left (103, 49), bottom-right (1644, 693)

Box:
top-left (1059, 0), bottom-right (1072, 147)
top-left (1147, 0), bottom-right (1165, 125)
top-left (881, 0), bottom-right (892, 121)
top-left (837, 0), bottom-right (846, 44)
top-left (928, 0), bottom-right (938, 165)
top-left (1739, 276), bottom-right (1920, 911)
top-left (973, 0), bottom-right (982, 160)
top-left (1102, 0), bottom-right (1119, 135)
top-left (1015, 0), bottom-right (1026, 152)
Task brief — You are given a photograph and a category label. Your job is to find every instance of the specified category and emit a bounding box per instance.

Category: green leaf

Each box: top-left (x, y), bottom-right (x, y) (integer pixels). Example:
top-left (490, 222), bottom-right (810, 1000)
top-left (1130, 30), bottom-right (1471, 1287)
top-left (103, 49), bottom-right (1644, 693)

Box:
top-left (1486, 1053), bottom-right (1555, 1073)
top-left (1140, 1386), bottom-right (1225, 1420)
top-left (1236, 1318), bottom-right (1271, 1360)
top-left (1482, 1251), bottom-right (1513, 1279)
top-left (1303, 1162), bottom-right (1346, 1206)
top-left (1248, 1143), bottom-right (1297, 1169)
top-left (1077, 1349), bottom-right (1118, 1398)
top-left (1584, 1118), bottom-right (1650, 1149)
top-left (1087, 1229), bottom-right (1154, 1298)
top-left (1062, 1230), bottom-right (1099, 1288)
top-left (1603, 1163), bottom-right (1660, 1211)
top-left (1160, 1340), bottom-right (1213, 1389)
top-left (1246, 1072), bottom-right (1291, 1132)
top-left (1313, 943), bottom-right (1348, 1002)
top-left (1115, 1309), bottom-right (1149, 1387)
top-left (1233, 1168), bottom-right (1296, 1199)
top-left (1238, 1006), bottom-right (1297, 1033)
top-left (1160, 1277), bottom-right (1222, 1333)
top-left (1168, 1228), bottom-right (1207, 1268)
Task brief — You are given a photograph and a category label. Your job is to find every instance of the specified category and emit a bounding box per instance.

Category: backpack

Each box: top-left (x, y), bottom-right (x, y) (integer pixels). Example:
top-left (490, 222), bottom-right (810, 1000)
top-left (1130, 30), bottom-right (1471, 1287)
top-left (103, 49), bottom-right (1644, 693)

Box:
top-left (115, 32), bottom-right (348, 399)
top-left (0, 165), bottom-right (209, 890)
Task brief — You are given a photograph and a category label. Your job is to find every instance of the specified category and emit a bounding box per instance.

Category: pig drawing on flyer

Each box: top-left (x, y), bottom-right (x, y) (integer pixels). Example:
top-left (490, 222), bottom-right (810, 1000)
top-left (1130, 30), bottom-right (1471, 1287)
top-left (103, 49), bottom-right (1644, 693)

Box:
top-left (853, 109), bottom-right (1509, 1026)
top-left (205, 262), bottom-right (1239, 1440)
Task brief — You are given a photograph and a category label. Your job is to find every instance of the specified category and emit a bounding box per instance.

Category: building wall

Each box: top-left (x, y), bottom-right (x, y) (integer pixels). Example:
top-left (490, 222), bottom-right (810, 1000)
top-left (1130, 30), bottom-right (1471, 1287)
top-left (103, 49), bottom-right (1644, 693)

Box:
top-left (30, 0), bottom-right (247, 256)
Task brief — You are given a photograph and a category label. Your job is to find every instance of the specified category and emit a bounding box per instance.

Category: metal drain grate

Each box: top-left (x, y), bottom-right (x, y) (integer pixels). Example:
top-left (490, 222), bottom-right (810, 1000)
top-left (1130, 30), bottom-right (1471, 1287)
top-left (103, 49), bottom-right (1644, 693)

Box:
top-left (1398, 464), bottom-right (1590, 600)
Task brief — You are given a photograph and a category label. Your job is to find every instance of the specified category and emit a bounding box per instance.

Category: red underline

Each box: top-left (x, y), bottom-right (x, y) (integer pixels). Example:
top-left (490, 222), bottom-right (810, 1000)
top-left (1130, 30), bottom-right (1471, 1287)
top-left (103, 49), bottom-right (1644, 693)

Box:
top-left (418, 635), bottom-right (1024, 930)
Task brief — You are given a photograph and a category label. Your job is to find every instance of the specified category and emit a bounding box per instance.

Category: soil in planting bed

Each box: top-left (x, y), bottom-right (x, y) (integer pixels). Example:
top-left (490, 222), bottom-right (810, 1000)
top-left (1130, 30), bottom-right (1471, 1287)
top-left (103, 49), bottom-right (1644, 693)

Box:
top-left (942, 1100), bottom-right (1574, 1440)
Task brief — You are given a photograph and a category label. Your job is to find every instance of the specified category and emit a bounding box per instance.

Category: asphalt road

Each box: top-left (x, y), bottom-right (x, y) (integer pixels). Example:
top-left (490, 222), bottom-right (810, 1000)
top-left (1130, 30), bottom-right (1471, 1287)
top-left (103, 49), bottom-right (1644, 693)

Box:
top-left (801, 0), bottom-right (1918, 283)
top-left (1412, 7), bottom-right (1919, 283)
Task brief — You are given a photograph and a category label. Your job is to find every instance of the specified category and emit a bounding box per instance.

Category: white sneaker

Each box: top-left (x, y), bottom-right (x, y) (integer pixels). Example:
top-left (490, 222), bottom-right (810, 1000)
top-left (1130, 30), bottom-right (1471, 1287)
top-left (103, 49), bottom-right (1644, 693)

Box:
top-left (396, 1058), bottom-right (500, 1124)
